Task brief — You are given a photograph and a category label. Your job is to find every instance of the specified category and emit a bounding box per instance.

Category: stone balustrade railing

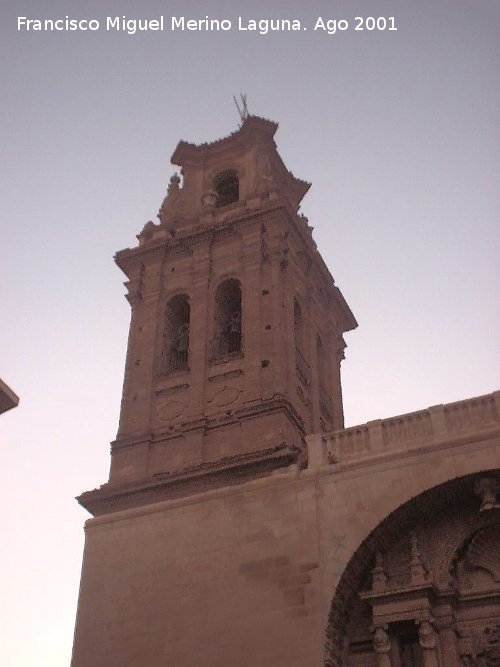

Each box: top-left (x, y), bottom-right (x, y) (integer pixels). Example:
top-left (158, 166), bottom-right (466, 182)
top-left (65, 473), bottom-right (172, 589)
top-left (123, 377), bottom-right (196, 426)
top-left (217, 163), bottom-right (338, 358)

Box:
top-left (306, 391), bottom-right (500, 468)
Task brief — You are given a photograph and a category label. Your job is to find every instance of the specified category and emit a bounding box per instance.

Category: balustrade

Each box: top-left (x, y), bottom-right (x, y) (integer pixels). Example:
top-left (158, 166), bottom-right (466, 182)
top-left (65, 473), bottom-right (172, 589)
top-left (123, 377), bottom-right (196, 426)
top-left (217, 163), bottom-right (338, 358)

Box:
top-left (322, 391), bottom-right (499, 465)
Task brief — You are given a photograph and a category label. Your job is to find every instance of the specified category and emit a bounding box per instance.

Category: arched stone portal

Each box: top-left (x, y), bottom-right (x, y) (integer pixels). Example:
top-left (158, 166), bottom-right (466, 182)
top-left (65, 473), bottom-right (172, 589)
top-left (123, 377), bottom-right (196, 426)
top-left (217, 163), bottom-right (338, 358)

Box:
top-left (326, 472), bottom-right (500, 667)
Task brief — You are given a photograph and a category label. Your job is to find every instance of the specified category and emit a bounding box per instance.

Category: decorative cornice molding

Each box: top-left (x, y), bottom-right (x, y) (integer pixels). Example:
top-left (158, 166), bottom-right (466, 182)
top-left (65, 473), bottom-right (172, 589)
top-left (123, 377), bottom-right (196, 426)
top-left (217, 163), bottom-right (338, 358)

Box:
top-left (77, 442), bottom-right (303, 517)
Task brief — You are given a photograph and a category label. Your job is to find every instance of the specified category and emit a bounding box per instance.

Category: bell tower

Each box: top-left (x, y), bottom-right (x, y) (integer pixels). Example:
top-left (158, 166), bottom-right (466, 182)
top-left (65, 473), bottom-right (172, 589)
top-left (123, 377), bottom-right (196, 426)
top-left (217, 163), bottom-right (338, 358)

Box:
top-left (78, 116), bottom-right (356, 516)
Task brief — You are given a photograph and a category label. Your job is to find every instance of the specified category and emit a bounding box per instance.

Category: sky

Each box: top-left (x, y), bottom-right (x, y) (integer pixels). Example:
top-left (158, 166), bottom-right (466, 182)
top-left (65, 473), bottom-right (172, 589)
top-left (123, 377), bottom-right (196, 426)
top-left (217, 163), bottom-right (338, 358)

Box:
top-left (1, 0), bottom-right (499, 665)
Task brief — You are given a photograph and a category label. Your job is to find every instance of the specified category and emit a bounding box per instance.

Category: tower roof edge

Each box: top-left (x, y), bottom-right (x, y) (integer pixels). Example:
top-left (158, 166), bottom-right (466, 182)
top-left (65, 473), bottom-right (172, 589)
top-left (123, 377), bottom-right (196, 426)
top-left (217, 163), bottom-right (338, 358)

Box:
top-left (170, 115), bottom-right (279, 165)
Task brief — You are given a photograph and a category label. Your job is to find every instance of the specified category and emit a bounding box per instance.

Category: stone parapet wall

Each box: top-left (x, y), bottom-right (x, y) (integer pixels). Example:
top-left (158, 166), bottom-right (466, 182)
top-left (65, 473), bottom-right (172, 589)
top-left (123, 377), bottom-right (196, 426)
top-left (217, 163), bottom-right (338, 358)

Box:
top-left (307, 391), bottom-right (500, 467)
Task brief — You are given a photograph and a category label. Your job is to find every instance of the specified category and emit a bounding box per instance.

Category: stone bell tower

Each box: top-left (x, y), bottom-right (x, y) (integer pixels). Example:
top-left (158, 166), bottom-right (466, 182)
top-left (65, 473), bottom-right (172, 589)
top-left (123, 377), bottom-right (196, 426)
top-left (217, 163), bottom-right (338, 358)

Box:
top-left (78, 115), bottom-right (356, 515)
top-left (79, 116), bottom-right (356, 514)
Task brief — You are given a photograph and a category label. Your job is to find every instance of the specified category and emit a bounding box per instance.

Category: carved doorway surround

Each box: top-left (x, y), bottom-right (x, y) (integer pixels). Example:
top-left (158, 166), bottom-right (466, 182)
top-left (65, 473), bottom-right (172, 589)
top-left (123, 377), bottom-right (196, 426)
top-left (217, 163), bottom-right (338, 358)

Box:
top-left (325, 473), bottom-right (500, 667)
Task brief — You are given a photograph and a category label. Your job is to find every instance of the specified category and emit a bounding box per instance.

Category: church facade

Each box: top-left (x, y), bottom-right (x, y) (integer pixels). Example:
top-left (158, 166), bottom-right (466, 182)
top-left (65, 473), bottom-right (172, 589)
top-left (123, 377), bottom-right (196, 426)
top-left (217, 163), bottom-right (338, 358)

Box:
top-left (72, 117), bottom-right (500, 666)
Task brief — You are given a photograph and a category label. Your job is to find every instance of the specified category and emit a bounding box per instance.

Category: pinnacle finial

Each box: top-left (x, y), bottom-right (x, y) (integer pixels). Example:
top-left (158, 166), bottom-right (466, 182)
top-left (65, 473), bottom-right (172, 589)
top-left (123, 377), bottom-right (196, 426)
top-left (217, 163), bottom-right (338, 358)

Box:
top-left (409, 532), bottom-right (427, 584)
top-left (168, 172), bottom-right (181, 192)
top-left (371, 551), bottom-right (388, 592)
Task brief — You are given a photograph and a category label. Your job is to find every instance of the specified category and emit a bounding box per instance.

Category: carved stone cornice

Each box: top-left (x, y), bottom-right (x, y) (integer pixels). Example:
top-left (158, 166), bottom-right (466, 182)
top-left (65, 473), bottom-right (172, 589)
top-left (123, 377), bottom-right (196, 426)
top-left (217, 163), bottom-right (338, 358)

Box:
top-left (361, 581), bottom-right (437, 627)
top-left (361, 580), bottom-right (437, 604)
top-left (77, 442), bottom-right (303, 517)
top-left (116, 201), bottom-right (290, 268)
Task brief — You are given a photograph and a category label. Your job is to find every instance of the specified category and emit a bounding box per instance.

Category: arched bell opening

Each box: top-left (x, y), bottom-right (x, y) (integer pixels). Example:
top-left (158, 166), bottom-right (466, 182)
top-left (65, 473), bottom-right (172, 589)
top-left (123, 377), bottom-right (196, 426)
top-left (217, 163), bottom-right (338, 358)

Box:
top-left (158, 294), bottom-right (191, 375)
top-left (211, 278), bottom-right (243, 361)
top-left (214, 169), bottom-right (239, 207)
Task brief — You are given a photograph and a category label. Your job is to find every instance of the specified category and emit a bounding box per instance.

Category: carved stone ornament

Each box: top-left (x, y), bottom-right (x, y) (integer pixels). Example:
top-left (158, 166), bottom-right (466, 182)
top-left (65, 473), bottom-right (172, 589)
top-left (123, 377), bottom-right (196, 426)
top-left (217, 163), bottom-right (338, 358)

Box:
top-left (466, 524), bottom-right (500, 581)
top-left (157, 399), bottom-right (185, 421)
top-left (410, 531), bottom-right (428, 584)
top-left (168, 172), bottom-right (181, 193)
top-left (459, 625), bottom-right (500, 667)
top-left (484, 625), bottom-right (500, 666)
top-left (210, 386), bottom-right (240, 408)
top-left (372, 626), bottom-right (391, 654)
top-left (371, 551), bottom-right (388, 592)
top-left (158, 173), bottom-right (187, 223)
top-left (418, 620), bottom-right (437, 650)
top-left (201, 190), bottom-right (219, 209)
top-left (138, 220), bottom-right (157, 241)
top-left (475, 478), bottom-right (500, 512)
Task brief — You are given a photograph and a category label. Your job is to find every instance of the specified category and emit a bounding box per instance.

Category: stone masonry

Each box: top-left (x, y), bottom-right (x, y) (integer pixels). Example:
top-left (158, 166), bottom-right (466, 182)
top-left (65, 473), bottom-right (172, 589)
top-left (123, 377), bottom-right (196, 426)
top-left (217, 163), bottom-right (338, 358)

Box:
top-left (72, 117), bottom-right (500, 666)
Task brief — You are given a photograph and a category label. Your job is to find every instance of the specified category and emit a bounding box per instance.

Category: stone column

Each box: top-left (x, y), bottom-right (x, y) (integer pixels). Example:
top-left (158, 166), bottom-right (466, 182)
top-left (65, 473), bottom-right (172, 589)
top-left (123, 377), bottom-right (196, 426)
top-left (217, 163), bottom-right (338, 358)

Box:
top-left (438, 625), bottom-right (460, 667)
top-left (418, 620), bottom-right (440, 667)
top-left (373, 626), bottom-right (392, 667)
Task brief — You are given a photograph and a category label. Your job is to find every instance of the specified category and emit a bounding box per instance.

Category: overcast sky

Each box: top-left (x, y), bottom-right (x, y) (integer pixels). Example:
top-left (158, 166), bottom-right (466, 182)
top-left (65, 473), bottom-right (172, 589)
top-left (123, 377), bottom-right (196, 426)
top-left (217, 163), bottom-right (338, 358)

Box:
top-left (1, 1), bottom-right (499, 665)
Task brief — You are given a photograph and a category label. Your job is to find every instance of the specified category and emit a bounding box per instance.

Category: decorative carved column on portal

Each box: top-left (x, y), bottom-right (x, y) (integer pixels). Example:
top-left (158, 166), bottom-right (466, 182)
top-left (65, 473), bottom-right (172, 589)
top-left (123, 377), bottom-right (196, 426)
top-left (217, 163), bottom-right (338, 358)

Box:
top-left (372, 625), bottom-right (392, 667)
top-left (435, 615), bottom-right (461, 667)
top-left (418, 619), bottom-right (439, 667)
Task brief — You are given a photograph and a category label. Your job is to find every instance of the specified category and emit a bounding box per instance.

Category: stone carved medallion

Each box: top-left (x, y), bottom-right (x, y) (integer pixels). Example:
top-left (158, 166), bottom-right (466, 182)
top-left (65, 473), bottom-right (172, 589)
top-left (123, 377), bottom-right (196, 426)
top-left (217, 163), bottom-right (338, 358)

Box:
top-left (157, 400), bottom-right (185, 421)
top-left (210, 386), bottom-right (240, 408)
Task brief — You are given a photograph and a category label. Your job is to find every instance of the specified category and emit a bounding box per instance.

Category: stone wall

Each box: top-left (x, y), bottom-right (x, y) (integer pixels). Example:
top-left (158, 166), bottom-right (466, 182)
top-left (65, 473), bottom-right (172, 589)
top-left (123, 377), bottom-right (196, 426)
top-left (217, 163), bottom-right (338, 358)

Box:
top-left (73, 469), bottom-right (324, 666)
top-left (72, 391), bottom-right (500, 666)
